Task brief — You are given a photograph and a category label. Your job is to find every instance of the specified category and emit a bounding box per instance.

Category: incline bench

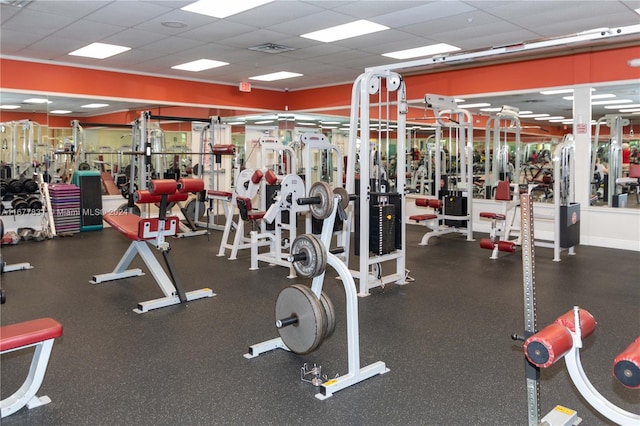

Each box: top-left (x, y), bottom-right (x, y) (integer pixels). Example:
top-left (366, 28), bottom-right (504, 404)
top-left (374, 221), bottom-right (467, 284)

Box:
top-left (91, 178), bottom-right (214, 313)
top-left (1, 318), bottom-right (63, 418)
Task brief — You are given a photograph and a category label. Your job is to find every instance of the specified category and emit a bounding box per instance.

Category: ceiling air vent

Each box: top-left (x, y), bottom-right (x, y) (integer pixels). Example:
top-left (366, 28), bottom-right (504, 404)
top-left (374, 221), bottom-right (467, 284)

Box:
top-left (248, 43), bottom-right (296, 54)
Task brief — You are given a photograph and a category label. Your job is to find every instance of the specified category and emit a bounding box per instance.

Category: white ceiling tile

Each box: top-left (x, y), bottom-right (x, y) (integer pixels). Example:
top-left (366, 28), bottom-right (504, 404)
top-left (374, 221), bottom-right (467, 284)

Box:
top-left (331, 1), bottom-right (432, 19)
top-left (374, 1), bottom-right (476, 27)
top-left (1, 8), bottom-right (77, 35)
top-left (267, 10), bottom-right (358, 35)
top-left (0, 4), bottom-right (23, 24)
top-left (218, 29), bottom-right (294, 49)
top-left (138, 36), bottom-right (209, 54)
top-left (101, 28), bottom-right (166, 49)
top-left (23, 1), bottom-right (112, 18)
top-left (224, 1), bottom-right (325, 27)
top-left (0, 29), bottom-right (46, 52)
top-left (83, 1), bottom-right (174, 28)
top-left (51, 20), bottom-right (126, 42)
top-left (175, 20), bottom-right (256, 42)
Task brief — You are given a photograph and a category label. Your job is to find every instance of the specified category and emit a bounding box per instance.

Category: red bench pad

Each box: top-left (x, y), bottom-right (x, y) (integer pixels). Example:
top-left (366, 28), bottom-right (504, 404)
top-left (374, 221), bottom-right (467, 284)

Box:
top-left (0, 318), bottom-right (62, 352)
top-left (104, 213), bottom-right (179, 240)
top-left (409, 214), bottom-right (438, 222)
top-left (134, 190), bottom-right (188, 204)
top-left (207, 190), bottom-right (233, 199)
top-left (480, 212), bottom-right (506, 220)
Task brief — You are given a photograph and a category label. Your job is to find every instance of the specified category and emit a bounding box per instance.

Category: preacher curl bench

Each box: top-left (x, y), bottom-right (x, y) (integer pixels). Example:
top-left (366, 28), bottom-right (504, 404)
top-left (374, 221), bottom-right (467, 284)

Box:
top-left (91, 178), bottom-right (214, 313)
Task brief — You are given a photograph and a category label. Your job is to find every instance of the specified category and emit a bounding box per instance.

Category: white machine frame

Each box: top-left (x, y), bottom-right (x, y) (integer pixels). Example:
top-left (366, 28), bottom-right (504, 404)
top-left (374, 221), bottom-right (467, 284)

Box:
top-left (244, 197), bottom-right (389, 399)
top-left (345, 70), bottom-right (408, 297)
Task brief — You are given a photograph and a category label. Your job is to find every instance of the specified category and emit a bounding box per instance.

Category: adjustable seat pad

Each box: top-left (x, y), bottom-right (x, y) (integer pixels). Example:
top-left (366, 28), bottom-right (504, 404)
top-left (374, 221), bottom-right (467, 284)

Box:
top-left (0, 318), bottom-right (62, 352)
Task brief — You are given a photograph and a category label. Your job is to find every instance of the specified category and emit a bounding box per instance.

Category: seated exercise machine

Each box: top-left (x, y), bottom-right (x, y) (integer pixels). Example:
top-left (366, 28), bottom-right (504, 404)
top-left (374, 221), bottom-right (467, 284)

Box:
top-left (478, 180), bottom-right (520, 259)
top-left (91, 178), bottom-right (214, 313)
top-left (248, 174), bottom-right (311, 278)
top-left (1, 318), bottom-right (63, 418)
top-left (244, 185), bottom-right (388, 399)
top-left (217, 168), bottom-right (276, 260)
top-left (512, 192), bottom-right (638, 425)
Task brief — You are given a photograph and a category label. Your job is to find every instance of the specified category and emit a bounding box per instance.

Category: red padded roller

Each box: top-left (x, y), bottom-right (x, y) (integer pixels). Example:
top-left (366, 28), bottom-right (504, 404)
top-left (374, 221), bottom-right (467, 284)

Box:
top-left (265, 169), bottom-right (278, 185)
top-left (479, 212), bottom-right (506, 220)
top-left (134, 190), bottom-right (188, 204)
top-left (479, 238), bottom-right (495, 250)
top-left (497, 241), bottom-right (517, 252)
top-left (149, 179), bottom-right (177, 195)
top-left (212, 144), bottom-right (235, 155)
top-left (415, 198), bottom-right (429, 207)
top-left (178, 178), bottom-right (204, 193)
top-left (524, 323), bottom-right (574, 368)
top-left (554, 308), bottom-right (597, 339)
top-left (613, 336), bottom-right (640, 389)
top-left (251, 169), bottom-right (264, 184)
top-left (428, 199), bottom-right (442, 209)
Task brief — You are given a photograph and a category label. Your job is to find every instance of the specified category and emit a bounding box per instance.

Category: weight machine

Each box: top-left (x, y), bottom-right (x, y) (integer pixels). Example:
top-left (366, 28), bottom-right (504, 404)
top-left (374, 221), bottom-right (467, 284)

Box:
top-left (412, 94), bottom-right (474, 245)
top-left (592, 115), bottom-right (631, 207)
top-left (244, 187), bottom-right (388, 399)
top-left (512, 193), bottom-right (639, 425)
top-left (345, 70), bottom-right (408, 297)
top-left (484, 105), bottom-right (521, 196)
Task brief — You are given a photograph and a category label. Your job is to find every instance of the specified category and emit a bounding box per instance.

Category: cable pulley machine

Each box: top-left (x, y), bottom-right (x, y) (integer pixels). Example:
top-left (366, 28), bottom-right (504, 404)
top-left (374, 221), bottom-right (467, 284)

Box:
top-left (345, 70), bottom-right (408, 297)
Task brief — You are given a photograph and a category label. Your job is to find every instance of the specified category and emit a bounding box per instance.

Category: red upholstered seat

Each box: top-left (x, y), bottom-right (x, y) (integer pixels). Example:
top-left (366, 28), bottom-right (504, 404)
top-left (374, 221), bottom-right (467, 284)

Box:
top-left (479, 212), bottom-right (506, 220)
top-left (104, 213), bottom-right (179, 241)
top-left (415, 198), bottom-right (429, 207)
top-left (0, 318), bottom-right (62, 352)
top-left (207, 190), bottom-right (233, 199)
top-left (409, 214), bottom-right (438, 222)
top-left (247, 211), bottom-right (266, 220)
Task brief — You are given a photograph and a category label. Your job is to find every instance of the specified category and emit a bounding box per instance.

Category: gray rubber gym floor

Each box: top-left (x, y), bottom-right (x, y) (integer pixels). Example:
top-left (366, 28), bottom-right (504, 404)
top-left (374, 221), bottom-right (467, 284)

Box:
top-left (1, 221), bottom-right (638, 425)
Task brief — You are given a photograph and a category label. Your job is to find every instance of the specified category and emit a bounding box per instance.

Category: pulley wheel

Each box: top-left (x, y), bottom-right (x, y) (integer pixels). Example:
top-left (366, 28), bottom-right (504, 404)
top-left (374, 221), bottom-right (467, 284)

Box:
top-left (117, 203), bottom-right (141, 216)
top-left (275, 284), bottom-right (326, 355)
top-left (307, 181), bottom-right (333, 219)
top-left (333, 186), bottom-right (349, 210)
top-left (319, 291), bottom-right (336, 339)
top-left (291, 234), bottom-right (327, 278)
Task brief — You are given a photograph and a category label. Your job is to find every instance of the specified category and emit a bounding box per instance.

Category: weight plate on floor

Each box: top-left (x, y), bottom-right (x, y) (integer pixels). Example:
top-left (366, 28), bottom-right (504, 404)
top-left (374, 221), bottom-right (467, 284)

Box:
top-left (333, 186), bottom-right (349, 210)
top-left (275, 284), bottom-right (326, 355)
top-left (320, 292), bottom-right (335, 339)
top-left (308, 181), bottom-right (333, 219)
top-left (291, 234), bottom-right (326, 278)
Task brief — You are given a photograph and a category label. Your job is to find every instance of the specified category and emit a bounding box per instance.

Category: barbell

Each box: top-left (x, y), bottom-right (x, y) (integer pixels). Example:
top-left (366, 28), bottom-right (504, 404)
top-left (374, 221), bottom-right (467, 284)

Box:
top-left (296, 181), bottom-right (351, 220)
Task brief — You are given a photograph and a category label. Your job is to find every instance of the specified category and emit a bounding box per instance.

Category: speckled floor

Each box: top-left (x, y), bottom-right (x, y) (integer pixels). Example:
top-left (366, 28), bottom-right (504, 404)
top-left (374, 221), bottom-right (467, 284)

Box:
top-left (1, 220), bottom-right (638, 425)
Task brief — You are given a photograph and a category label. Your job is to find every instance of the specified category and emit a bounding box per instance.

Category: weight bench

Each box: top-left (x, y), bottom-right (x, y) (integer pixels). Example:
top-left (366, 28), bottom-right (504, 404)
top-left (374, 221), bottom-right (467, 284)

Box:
top-left (1, 318), bottom-right (63, 418)
top-left (91, 178), bottom-right (214, 313)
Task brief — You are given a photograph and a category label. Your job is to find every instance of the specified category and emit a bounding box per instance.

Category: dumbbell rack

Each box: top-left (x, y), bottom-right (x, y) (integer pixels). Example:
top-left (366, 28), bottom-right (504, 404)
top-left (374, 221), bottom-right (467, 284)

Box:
top-left (244, 196), bottom-right (389, 399)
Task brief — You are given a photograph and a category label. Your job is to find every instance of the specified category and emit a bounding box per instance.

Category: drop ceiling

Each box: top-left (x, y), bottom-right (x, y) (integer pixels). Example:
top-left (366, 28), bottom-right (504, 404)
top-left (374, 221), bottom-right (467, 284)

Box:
top-left (1, 0), bottom-right (639, 122)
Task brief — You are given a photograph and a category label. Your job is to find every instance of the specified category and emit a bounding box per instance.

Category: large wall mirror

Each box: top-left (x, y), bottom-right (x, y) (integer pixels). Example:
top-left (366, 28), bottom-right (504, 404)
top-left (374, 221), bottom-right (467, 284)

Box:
top-left (1, 81), bottom-right (638, 211)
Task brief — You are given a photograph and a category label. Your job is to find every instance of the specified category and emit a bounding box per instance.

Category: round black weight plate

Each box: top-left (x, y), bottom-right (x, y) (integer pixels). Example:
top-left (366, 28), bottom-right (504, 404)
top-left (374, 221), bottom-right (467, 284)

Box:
top-left (11, 198), bottom-right (28, 213)
top-left (291, 234), bottom-right (327, 278)
top-left (26, 196), bottom-right (42, 211)
top-left (185, 199), bottom-right (205, 222)
top-left (9, 179), bottom-right (24, 194)
top-left (275, 284), bottom-right (326, 355)
top-left (320, 292), bottom-right (336, 339)
top-left (308, 181), bottom-right (333, 219)
top-left (78, 162), bottom-right (91, 171)
top-left (23, 178), bottom-right (38, 193)
top-left (333, 186), bottom-right (349, 210)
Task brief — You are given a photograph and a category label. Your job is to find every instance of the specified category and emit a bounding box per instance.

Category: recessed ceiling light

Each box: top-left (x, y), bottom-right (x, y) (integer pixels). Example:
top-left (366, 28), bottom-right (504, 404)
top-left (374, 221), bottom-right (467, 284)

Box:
top-left (50, 110), bottom-right (72, 114)
top-left (620, 108), bottom-right (640, 113)
top-left (254, 120), bottom-right (274, 124)
top-left (605, 103), bottom-right (640, 109)
top-left (81, 103), bottom-right (109, 108)
top-left (540, 88), bottom-right (595, 95)
top-left (480, 107), bottom-right (502, 112)
top-left (382, 43), bottom-right (461, 60)
top-left (591, 99), bottom-right (632, 105)
top-left (518, 110), bottom-right (533, 115)
top-left (457, 102), bottom-right (491, 108)
top-left (69, 42), bottom-right (131, 59)
top-left (562, 94), bottom-right (616, 100)
top-left (635, 8), bottom-right (640, 15)
top-left (0, 105), bottom-right (21, 110)
top-left (23, 98), bottom-right (52, 104)
top-left (172, 59), bottom-right (229, 72)
top-left (535, 116), bottom-right (564, 120)
top-left (301, 20), bottom-right (389, 43)
top-left (181, 0), bottom-right (272, 18)
top-left (249, 71), bottom-right (302, 81)
top-left (520, 113), bottom-right (550, 118)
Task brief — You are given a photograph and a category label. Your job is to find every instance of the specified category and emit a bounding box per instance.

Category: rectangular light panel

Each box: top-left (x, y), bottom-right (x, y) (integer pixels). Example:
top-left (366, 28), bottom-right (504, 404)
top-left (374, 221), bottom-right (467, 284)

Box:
top-left (181, 0), bottom-right (273, 18)
top-left (172, 59), bottom-right (229, 72)
top-left (69, 42), bottom-right (131, 59)
top-left (382, 43), bottom-right (461, 60)
top-left (301, 20), bottom-right (388, 43)
top-left (249, 71), bottom-right (303, 81)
